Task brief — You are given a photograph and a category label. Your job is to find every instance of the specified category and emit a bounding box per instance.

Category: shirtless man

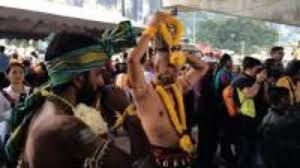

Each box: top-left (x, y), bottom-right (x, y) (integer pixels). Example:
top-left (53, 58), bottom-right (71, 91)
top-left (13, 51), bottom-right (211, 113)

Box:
top-left (3, 22), bottom-right (136, 168)
top-left (128, 12), bottom-right (209, 167)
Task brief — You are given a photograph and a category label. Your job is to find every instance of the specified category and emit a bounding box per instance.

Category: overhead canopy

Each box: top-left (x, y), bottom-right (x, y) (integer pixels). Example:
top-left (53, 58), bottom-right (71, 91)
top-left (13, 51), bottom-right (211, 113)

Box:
top-left (162, 0), bottom-right (300, 27)
top-left (0, 0), bottom-right (144, 39)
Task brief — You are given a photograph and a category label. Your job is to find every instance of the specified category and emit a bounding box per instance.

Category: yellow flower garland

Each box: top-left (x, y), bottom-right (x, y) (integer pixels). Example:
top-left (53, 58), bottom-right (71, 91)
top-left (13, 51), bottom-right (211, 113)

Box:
top-left (156, 85), bottom-right (184, 133)
top-left (156, 84), bottom-right (194, 154)
top-left (143, 26), bottom-right (157, 38)
top-left (169, 51), bottom-right (186, 69)
top-left (159, 15), bottom-right (186, 69)
top-left (159, 17), bottom-right (184, 47)
top-left (171, 84), bottom-right (186, 129)
top-left (179, 135), bottom-right (194, 154)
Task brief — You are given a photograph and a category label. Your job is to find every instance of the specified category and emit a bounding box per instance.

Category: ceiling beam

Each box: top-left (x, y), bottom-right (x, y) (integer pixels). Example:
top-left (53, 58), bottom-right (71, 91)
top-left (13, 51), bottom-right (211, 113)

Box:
top-left (162, 0), bottom-right (300, 27)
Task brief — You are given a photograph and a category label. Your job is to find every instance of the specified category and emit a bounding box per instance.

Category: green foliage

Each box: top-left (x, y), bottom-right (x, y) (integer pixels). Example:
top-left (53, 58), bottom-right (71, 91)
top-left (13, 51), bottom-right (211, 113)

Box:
top-left (183, 15), bottom-right (279, 54)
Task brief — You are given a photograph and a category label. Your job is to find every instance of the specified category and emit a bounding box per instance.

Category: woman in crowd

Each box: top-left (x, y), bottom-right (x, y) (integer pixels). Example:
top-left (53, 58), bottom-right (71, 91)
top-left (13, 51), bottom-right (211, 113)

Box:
top-left (0, 60), bottom-right (32, 121)
top-left (213, 54), bottom-right (236, 166)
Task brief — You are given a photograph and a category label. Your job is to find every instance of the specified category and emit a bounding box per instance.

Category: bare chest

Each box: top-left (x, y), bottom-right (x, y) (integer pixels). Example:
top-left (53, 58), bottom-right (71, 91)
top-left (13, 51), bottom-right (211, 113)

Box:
top-left (134, 85), bottom-right (180, 146)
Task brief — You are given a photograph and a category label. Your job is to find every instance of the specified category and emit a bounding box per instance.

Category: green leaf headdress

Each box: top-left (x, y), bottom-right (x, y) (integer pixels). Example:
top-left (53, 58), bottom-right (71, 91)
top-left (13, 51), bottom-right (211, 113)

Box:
top-left (48, 21), bottom-right (136, 87)
top-left (4, 21), bottom-right (136, 165)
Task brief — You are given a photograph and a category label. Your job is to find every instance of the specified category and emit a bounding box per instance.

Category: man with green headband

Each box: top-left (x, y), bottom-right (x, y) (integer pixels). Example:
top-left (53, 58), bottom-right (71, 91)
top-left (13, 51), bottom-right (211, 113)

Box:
top-left (3, 22), bottom-right (136, 168)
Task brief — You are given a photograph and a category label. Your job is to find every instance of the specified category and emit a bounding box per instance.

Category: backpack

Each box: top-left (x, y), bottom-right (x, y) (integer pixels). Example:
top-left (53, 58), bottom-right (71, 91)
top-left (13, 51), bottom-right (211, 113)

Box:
top-left (223, 85), bottom-right (238, 118)
top-left (223, 84), bottom-right (256, 118)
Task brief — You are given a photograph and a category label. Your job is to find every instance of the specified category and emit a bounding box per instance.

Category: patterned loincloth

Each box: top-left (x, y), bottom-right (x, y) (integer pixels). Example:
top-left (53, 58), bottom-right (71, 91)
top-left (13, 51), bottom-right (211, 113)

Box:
top-left (151, 145), bottom-right (192, 168)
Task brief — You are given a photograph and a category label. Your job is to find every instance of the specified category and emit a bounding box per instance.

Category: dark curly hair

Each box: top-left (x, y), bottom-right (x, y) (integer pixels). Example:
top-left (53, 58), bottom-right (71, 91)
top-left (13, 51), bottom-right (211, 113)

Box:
top-left (285, 60), bottom-right (300, 78)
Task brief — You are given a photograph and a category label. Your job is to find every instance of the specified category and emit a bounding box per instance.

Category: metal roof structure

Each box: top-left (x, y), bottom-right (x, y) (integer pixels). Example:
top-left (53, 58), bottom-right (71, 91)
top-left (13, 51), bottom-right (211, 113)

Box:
top-left (0, 0), bottom-right (144, 39)
top-left (162, 0), bottom-right (300, 27)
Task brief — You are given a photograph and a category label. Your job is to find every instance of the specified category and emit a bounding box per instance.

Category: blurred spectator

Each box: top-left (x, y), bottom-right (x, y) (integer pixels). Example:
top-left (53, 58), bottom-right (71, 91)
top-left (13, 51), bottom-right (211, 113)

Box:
top-left (264, 58), bottom-right (282, 86)
top-left (260, 87), bottom-right (300, 168)
top-left (0, 72), bottom-right (8, 90)
top-left (11, 52), bottom-right (19, 60)
top-left (115, 73), bottom-right (130, 91)
top-left (213, 54), bottom-right (235, 165)
top-left (22, 59), bottom-right (32, 77)
top-left (232, 57), bottom-right (268, 168)
top-left (0, 46), bottom-right (9, 72)
top-left (114, 53), bottom-right (127, 76)
top-left (115, 62), bottom-right (127, 74)
top-left (0, 46), bottom-right (9, 90)
top-left (101, 68), bottom-right (114, 85)
top-left (214, 54), bottom-right (233, 98)
top-left (276, 60), bottom-right (300, 105)
top-left (26, 62), bottom-right (49, 87)
top-left (268, 46), bottom-right (285, 78)
top-left (143, 48), bottom-right (155, 84)
top-left (293, 41), bottom-right (300, 60)
top-left (232, 65), bottom-right (241, 79)
top-left (196, 57), bottom-right (219, 168)
top-left (30, 51), bottom-right (38, 59)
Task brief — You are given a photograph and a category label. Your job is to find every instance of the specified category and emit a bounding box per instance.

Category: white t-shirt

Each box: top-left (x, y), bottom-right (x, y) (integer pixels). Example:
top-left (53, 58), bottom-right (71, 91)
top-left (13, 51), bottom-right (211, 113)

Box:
top-left (0, 85), bottom-right (31, 121)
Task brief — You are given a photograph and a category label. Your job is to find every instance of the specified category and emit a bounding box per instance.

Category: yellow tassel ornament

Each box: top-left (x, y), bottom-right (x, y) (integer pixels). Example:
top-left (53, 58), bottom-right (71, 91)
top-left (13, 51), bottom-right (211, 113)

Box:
top-left (179, 135), bottom-right (194, 154)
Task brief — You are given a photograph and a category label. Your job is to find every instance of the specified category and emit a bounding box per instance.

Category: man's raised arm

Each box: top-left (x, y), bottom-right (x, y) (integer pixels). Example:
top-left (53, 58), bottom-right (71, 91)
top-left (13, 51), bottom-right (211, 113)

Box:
top-left (242, 70), bottom-right (267, 98)
top-left (177, 53), bottom-right (209, 93)
top-left (128, 12), bottom-right (167, 97)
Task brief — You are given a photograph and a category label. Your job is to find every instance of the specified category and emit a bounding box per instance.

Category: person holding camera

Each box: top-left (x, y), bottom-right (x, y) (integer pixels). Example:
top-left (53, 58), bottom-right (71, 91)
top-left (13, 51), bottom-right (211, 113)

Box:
top-left (232, 57), bottom-right (269, 168)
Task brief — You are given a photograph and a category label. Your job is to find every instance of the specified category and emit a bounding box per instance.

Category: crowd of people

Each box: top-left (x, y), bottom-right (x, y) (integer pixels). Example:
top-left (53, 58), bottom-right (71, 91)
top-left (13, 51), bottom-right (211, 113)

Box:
top-left (0, 12), bottom-right (299, 168)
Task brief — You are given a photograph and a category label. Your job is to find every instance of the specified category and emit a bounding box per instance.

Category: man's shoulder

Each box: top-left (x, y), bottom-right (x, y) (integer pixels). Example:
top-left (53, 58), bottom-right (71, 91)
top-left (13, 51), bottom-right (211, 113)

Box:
top-left (35, 102), bottom-right (88, 134)
top-left (43, 115), bottom-right (86, 133)
top-left (232, 74), bottom-right (253, 87)
top-left (30, 112), bottom-right (96, 149)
